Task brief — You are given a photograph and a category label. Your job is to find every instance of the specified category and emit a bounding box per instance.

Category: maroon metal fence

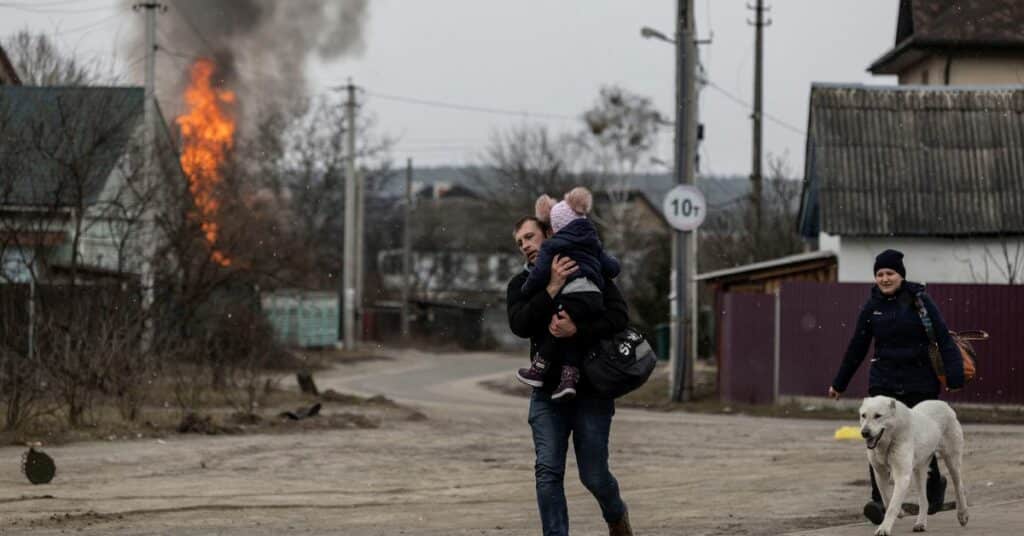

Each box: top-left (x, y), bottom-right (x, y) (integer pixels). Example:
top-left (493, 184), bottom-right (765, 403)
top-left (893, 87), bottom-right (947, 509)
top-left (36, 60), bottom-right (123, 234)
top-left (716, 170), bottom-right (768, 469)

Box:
top-left (718, 293), bottom-right (775, 405)
top-left (778, 282), bottom-right (872, 399)
top-left (718, 281), bottom-right (1024, 405)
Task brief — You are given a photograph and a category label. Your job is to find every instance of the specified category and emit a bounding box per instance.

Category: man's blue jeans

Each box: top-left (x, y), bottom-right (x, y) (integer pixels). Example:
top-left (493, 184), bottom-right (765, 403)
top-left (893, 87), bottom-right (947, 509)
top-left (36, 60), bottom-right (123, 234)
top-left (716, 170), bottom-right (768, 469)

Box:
top-left (528, 390), bottom-right (627, 536)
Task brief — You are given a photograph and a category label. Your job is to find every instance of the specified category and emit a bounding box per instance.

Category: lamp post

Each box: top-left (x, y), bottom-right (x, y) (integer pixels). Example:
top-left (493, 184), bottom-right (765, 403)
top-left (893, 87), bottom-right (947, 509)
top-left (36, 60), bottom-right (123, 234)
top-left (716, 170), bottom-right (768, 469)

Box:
top-left (641, 0), bottom-right (700, 401)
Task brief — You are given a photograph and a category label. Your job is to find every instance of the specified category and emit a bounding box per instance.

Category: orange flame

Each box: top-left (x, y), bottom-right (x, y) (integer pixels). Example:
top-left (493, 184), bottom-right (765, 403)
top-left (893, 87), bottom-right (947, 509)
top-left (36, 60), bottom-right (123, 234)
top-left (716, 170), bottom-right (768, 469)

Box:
top-left (176, 58), bottom-right (234, 267)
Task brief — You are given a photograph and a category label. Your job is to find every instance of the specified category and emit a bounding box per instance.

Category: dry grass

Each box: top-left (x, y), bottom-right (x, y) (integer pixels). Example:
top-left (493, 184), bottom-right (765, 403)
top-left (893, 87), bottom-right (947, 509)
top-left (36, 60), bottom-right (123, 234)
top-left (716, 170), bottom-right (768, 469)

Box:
top-left (0, 366), bottom-right (420, 447)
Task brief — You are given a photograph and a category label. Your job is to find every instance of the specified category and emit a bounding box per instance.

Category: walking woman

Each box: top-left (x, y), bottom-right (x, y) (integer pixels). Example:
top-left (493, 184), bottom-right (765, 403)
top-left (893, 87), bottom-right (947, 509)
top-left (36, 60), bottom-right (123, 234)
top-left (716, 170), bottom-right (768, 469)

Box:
top-left (827, 249), bottom-right (965, 525)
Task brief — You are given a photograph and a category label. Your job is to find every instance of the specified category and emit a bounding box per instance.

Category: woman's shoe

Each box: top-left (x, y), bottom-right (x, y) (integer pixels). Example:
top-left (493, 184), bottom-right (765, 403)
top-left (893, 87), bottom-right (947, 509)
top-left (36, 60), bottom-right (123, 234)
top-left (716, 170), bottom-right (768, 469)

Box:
top-left (863, 501), bottom-right (885, 525)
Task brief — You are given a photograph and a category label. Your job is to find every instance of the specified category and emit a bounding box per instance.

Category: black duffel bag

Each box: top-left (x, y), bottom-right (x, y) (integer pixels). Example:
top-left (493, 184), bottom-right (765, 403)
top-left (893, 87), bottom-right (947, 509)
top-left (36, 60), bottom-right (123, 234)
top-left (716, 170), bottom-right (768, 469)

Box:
top-left (583, 327), bottom-right (657, 399)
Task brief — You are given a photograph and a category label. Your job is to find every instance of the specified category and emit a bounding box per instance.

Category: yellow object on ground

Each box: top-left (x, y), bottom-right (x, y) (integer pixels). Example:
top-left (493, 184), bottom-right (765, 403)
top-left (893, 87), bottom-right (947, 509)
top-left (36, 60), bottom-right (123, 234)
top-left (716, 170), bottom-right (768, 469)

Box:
top-left (834, 425), bottom-right (861, 440)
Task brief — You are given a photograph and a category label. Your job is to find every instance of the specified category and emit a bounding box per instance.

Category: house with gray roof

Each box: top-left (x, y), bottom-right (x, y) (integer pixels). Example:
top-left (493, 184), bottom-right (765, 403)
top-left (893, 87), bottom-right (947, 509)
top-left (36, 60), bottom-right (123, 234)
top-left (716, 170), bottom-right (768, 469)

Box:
top-left (870, 0), bottom-right (1024, 85)
top-left (799, 83), bottom-right (1024, 284)
top-left (0, 86), bottom-right (181, 283)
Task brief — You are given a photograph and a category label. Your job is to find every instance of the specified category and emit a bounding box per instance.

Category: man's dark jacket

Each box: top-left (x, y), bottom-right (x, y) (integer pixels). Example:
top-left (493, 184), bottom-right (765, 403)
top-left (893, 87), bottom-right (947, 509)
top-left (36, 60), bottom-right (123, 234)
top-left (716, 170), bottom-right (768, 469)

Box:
top-left (832, 281), bottom-right (965, 395)
top-left (507, 266), bottom-right (629, 394)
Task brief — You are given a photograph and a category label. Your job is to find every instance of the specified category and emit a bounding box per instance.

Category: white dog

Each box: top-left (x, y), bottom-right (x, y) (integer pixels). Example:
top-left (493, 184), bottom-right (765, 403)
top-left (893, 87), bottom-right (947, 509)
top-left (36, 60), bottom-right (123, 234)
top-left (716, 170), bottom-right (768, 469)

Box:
top-left (859, 396), bottom-right (968, 535)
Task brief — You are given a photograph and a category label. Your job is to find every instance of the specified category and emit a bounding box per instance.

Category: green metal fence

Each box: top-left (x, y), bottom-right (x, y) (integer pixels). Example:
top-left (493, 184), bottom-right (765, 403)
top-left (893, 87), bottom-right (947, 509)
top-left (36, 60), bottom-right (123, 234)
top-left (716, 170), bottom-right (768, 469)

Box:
top-left (260, 290), bottom-right (339, 348)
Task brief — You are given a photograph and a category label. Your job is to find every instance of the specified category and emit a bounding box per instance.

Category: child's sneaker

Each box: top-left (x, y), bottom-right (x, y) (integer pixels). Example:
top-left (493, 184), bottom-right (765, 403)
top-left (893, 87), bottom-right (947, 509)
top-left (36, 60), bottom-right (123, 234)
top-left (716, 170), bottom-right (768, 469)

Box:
top-left (516, 356), bottom-right (549, 388)
top-left (551, 366), bottom-right (579, 401)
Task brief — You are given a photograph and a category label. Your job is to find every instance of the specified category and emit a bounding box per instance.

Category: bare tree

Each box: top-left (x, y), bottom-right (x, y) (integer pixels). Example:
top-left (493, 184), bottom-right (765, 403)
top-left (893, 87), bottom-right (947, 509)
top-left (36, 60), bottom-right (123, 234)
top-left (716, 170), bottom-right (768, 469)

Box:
top-left (577, 86), bottom-right (664, 251)
top-left (960, 235), bottom-right (1024, 285)
top-left (466, 125), bottom-right (588, 225)
top-left (441, 87), bottom-right (669, 327)
top-left (217, 305), bottom-right (279, 418)
top-left (32, 284), bottom-right (154, 426)
top-left (235, 95), bottom-right (395, 290)
top-left (580, 85), bottom-right (664, 176)
top-left (0, 86), bottom-right (168, 427)
top-left (2, 30), bottom-right (116, 86)
top-left (699, 153), bottom-right (805, 272)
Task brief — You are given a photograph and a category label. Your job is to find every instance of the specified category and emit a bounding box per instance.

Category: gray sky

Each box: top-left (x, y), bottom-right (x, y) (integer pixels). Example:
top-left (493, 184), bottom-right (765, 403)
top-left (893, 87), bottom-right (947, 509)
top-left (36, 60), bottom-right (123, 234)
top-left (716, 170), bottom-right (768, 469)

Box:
top-left (1, 0), bottom-right (898, 177)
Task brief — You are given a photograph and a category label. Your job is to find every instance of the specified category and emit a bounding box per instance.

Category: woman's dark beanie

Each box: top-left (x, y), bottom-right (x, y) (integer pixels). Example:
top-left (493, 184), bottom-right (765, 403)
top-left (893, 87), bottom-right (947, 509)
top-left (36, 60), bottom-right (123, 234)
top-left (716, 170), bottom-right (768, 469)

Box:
top-left (873, 249), bottom-right (906, 278)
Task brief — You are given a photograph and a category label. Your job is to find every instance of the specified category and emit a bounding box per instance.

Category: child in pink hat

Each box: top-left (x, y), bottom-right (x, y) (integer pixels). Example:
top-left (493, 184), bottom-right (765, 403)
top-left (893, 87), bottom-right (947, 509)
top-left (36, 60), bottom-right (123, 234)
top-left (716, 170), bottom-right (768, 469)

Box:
top-left (516, 186), bottom-right (620, 400)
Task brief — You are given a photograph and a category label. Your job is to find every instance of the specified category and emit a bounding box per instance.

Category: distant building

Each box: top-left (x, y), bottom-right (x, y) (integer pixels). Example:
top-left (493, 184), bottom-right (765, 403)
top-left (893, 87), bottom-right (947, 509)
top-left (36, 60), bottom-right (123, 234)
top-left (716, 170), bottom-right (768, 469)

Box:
top-left (869, 0), bottom-right (1024, 85)
top-left (799, 84), bottom-right (1024, 284)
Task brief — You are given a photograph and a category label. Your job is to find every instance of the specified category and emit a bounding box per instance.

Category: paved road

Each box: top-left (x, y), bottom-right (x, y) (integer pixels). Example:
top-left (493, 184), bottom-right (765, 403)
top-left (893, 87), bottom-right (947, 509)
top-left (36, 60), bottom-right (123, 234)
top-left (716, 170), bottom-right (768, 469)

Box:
top-left (324, 350), bottom-right (525, 409)
top-left (324, 349), bottom-right (1024, 536)
top-left (1, 348), bottom-right (1021, 535)
top-left (785, 498), bottom-right (1024, 535)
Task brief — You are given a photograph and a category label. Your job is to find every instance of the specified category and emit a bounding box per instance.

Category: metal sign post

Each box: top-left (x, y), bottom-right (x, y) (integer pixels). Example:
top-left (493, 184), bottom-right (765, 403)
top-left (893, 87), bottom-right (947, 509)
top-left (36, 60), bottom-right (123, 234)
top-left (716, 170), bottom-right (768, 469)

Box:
top-left (664, 184), bottom-right (706, 402)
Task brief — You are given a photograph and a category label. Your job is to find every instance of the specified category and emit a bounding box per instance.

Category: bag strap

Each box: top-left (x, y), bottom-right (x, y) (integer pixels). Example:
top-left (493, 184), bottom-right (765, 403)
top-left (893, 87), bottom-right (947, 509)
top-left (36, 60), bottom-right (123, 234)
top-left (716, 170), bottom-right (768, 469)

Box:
top-left (913, 293), bottom-right (939, 347)
top-left (914, 293), bottom-right (953, 381)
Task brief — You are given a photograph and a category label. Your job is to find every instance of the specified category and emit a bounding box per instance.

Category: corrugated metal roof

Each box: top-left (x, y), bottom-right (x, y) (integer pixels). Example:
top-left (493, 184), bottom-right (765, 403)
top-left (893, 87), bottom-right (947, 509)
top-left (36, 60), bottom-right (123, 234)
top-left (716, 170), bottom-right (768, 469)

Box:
top-left (695, 250), bottom-right (836, 281)
top-left (799, 84), bottom-right (1024, 238)
top-left (0, 86), bottom-right (144, 207)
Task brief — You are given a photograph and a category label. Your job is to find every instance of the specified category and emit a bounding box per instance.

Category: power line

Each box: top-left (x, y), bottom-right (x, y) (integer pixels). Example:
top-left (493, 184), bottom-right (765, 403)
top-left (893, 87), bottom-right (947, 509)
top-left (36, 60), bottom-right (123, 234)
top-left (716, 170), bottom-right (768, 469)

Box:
top-left (0, 0), bottom-right (104, 6)
top-left (364, 90), bottom-right (580, 122)
top-left (702, 78), bottom-right (804, 136)
top-left (392, 146), bottom-right (485, 154)
top-left (0, 1), bottom-right (119, 14)
top-left (110, 51), bottom-right (148, 83)
top-left (49, 10), bottom-right (125, 37)
top-left (171, 5), bottom-right (217, 58)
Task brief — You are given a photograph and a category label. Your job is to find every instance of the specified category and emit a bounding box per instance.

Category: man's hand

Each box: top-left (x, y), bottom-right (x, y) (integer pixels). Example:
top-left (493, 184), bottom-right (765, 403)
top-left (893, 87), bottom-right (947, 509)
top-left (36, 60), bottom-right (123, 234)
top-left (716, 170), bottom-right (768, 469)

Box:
top-left (549, 310), bottom-right (577, 338)
top-left (546, 255), bottom-right (578, 298)
top-left (827, 386), bottom-right (841, 400)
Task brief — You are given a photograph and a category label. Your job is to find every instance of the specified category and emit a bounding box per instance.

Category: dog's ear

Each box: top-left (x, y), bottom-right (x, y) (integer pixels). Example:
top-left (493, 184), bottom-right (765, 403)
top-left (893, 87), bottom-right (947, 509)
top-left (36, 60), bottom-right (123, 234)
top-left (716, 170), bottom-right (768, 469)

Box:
top-left (889, 399), bottom-right (896, 410)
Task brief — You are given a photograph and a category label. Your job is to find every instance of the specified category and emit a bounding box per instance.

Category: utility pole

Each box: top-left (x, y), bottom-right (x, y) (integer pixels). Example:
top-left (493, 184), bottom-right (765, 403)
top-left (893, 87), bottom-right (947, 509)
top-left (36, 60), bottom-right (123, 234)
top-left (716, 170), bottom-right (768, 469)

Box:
top-left (342, 81), bottom-right (358, 349)
top-left (27, 275), bottom-right (35, 360)
top-left (401, 158), bottom-right (413, 341)
top-left (670, 0), bottom-right (699, 402)
top-left (354, 165), bottom-right (364, 345)
top-left (133, 1), bottom-right (164, 350)
top-left (749, 0), bottom-right (769, 250)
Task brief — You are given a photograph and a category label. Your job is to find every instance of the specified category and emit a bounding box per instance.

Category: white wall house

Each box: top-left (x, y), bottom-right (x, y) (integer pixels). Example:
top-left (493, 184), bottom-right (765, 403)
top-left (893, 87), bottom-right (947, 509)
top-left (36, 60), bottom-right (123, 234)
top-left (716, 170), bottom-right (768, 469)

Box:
top-left (801, 1), bottom-right (1024, 285)
top-left (0, 86), bottom-right (179, 284)
top-left (821, 233), bottom-right (1024, 285)
top-left (799, 85), bottom-right (1024, 285)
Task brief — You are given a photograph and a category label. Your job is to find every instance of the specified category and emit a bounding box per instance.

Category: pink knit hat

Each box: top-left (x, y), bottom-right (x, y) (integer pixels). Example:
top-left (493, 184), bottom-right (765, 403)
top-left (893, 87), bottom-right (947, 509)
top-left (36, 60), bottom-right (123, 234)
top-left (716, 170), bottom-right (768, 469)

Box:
top-left (549, 200), bottom-right (583, 233)
top-left (536, 186), bottom-right (593, 234)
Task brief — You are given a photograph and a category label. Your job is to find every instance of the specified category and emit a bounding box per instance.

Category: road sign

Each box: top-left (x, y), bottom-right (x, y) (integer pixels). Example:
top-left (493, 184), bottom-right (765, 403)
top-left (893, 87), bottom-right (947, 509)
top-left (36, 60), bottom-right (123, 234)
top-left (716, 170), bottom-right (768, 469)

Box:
top-left (662, 184), bottom-right (706, 231)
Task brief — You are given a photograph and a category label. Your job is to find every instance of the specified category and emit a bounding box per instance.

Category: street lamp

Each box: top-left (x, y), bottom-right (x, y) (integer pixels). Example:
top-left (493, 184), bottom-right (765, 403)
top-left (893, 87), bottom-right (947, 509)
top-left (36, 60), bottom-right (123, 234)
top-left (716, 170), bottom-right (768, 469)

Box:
top-left (641, 10), bottom-right (699, 402)
top-left (640, 26), bottom-right (676, 44)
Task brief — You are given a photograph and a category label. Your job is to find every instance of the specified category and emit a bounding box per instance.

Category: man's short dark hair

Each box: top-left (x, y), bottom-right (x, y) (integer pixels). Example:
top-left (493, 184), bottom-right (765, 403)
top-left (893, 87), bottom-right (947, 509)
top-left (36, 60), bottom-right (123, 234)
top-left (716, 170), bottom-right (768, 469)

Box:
top-left (513, 216), bottom-right (550, 237)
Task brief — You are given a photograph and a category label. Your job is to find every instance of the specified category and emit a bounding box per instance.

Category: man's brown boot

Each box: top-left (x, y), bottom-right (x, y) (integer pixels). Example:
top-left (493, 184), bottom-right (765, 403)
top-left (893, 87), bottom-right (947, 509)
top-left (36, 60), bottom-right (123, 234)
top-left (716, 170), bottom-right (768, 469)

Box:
top-left (608, 511), bottom-right (633, 536)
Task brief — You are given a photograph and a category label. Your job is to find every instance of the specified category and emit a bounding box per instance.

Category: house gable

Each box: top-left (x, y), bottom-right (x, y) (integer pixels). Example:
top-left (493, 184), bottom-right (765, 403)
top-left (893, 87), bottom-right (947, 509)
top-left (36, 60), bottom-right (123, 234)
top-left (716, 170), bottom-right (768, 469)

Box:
top-left (869, 0), bottom-right (1024, 76)
top-left (0, 86), bottom-right (144, 209)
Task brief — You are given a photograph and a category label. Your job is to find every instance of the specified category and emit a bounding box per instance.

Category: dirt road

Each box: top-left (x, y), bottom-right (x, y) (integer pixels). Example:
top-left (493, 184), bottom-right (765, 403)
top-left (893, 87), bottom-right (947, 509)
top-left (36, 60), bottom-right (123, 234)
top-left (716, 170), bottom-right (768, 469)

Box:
top-left (2, 349), bottom-right (1022, 535)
